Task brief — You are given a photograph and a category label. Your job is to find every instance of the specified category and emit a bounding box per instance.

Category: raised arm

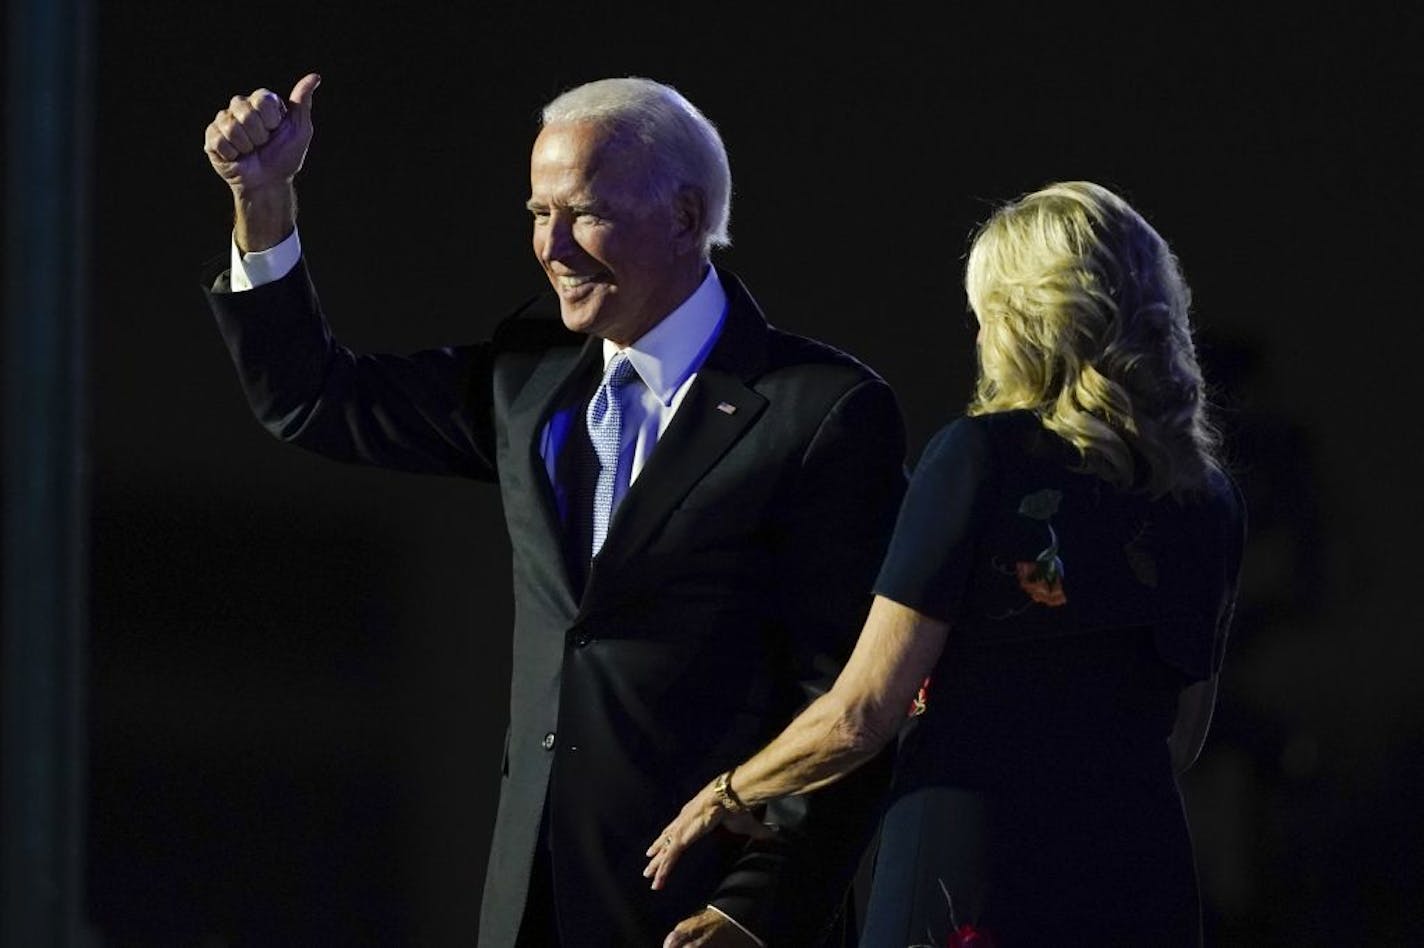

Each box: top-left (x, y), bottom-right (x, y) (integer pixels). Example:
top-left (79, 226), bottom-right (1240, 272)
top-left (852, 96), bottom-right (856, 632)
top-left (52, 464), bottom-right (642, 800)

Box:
top-left (203, 73), bottom-right (320, 252)
top-left (200, 75), bottom-right (499, 479)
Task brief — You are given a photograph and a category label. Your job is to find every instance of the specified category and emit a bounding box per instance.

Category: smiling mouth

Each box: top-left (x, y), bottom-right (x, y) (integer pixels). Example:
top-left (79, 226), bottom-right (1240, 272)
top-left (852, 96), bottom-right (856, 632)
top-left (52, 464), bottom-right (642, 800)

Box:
top-left (555, 272), bottom-right (608, 290)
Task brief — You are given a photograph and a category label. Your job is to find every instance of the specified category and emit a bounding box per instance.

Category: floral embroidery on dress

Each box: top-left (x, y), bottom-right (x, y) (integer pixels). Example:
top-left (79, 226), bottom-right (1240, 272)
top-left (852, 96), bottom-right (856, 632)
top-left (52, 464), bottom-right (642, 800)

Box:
top-left (988, 488), bottom-right (1070, 617)
top-left (1015, 553), bottom-right (1066, 606)
top-left (1016, 488), bottom-right (1062, 521)
top-left (906, 879), bottom-right (996, 948)
top-left (945, 922), bottom-right (995, 947)
top-left (1013, 489), bottom-right (1067, 608)
top-left (908, 676), bottom-right (931, 717)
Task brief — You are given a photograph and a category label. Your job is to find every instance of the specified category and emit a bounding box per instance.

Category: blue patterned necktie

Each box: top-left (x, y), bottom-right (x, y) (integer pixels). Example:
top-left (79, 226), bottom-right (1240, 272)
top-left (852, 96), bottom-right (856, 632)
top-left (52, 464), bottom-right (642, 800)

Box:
top-left (585, 352), bottom-right (639, 558)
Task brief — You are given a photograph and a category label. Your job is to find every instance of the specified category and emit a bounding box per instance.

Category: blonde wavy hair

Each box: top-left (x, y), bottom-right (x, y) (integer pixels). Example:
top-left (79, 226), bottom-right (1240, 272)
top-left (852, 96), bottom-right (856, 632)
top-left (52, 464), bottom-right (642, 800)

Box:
top-left (966, 181), bottom-right (1219, 496)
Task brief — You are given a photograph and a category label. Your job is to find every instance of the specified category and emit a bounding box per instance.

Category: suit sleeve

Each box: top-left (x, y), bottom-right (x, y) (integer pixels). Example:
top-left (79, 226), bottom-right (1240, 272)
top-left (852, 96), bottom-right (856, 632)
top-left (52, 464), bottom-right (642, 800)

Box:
top-left (709, 376), bottom-right (908, 946)
top-left (203, 256), bottom-right (498, 480)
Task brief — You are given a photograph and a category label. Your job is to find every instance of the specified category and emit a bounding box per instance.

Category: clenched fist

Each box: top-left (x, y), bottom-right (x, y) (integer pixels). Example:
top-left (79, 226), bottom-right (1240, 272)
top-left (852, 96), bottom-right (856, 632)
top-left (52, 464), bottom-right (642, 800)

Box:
top-left (204, 73), bottom-right (320, 251)
top-left (204, 73), bottom-right (320, 192)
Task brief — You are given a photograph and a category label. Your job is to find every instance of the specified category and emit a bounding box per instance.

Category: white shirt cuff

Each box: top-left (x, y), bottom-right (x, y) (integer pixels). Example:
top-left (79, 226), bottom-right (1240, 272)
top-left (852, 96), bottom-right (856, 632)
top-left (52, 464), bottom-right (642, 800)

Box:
top-left (229, 228), bottom-right (302, 291)
top-left (706, 904), bottom-right (765, 947)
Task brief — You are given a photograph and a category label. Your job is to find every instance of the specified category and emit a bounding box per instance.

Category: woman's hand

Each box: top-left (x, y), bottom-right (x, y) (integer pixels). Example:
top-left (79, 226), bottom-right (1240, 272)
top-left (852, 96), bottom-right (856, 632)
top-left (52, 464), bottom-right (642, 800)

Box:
top-left (643, 780), bottom-right (774, 890)
top-left (643, 600), bottom-right (949, 890)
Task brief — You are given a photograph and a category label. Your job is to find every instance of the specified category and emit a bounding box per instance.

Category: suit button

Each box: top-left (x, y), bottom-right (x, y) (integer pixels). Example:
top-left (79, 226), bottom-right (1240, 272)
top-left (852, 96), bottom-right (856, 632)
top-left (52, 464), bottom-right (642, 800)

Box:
top-left (572, 634), bottom-right (591, 648)
top-left (542, 732), bottom-right (556, 751)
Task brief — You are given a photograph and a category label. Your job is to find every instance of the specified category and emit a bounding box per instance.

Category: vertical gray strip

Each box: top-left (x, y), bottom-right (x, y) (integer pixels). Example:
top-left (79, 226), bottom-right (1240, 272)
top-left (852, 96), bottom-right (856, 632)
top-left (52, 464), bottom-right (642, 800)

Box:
top-left (2, 0), bottom-right (94, 944)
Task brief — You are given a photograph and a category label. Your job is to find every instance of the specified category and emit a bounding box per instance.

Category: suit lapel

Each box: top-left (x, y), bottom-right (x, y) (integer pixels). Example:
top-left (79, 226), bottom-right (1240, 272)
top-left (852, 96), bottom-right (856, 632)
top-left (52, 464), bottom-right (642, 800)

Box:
top-left (504, 331), bottom-right (602, 614)
top-left (581, 268), bottom-right (770, 609)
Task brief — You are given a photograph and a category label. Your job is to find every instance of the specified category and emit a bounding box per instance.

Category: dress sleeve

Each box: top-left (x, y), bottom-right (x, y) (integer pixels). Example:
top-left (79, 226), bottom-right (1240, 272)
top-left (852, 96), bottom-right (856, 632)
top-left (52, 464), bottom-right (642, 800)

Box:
top-left (873, 416), bottom-right (996, 622)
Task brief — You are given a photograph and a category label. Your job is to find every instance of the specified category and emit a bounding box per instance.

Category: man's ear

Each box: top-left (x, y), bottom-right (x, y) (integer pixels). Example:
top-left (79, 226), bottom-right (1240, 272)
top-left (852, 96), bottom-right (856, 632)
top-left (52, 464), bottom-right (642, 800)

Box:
top-left (671, 186), bottom-right (707, 255)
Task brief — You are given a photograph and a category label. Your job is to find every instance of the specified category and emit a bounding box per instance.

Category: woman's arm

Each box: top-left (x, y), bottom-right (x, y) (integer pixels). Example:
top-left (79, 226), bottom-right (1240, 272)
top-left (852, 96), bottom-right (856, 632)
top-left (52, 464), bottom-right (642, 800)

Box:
top-left (643, 595), bottom-right (948, 890)
top-left (1167, 675), bottom-right (1219, 776)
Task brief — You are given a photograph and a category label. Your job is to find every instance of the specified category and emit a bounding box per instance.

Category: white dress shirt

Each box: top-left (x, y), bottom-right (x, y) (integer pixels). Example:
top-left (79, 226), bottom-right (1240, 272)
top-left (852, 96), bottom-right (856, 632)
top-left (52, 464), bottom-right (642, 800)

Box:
top-left (228, 228), bottom-right (303, 291)
top-left (539, 266), bottom-right (726, 528)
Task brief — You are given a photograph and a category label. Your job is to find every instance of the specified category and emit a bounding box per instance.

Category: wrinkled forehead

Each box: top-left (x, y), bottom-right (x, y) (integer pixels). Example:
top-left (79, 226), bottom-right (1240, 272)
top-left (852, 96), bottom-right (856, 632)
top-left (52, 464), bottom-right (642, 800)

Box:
top-left (529, 120), bottom-right (651, 206)
top-left (535, 120), bottom-right (640, 185)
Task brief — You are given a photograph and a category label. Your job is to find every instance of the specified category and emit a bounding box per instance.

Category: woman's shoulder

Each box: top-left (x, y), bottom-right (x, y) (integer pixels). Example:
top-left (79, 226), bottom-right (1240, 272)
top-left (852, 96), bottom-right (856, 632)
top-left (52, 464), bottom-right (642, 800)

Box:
top-left (915, 415), bottom-right (998, 489)
top-left (1204, 464), bottom-right (1246, 522)
top-left (1157, 464), bottom-right (1245, 544)
top-left (932, 409), bottom-right (1040, 437)
top-left (921, 410), bottom-right (1041, 461)
top-left (1180, 464), bottom-right (1248, 562)
top-left (919, 410), bottom-right (1075, 485)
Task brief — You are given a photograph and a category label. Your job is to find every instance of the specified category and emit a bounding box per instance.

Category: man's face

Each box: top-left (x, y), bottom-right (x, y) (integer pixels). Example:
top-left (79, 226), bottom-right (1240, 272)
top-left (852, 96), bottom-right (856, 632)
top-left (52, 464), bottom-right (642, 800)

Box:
top-left (528, 121), bottom-right (696, 346)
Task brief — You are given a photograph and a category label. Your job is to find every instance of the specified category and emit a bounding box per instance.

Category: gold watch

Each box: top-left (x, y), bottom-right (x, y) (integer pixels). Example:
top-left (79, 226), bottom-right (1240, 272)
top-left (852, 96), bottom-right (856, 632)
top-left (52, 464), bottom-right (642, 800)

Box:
top-left (713, 769), bottom-right (749, 813)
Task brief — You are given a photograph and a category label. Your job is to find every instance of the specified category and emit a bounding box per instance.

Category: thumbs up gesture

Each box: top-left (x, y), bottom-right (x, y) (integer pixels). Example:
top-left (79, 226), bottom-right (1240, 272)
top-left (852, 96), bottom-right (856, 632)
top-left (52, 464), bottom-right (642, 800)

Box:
top-left (204, 73), bottom-right (321, 195)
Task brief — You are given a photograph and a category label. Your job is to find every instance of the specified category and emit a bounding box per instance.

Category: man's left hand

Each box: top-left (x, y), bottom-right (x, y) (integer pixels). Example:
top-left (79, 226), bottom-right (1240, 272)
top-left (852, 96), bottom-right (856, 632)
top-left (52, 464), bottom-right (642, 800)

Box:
top-left (663, 908), bottom-right (760, 948)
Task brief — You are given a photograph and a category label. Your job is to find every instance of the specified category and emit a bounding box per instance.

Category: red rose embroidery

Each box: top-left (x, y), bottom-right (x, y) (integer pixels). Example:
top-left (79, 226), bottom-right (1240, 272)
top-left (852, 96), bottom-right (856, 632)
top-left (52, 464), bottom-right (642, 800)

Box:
top-left (934, 881), bottom-right (995, 947)
top-left (947, 922), bottom-right (995, 947)
top-left (1015, 560), bottom-right (1067, 607)
top-left (1012, 490), bottom-right (1068, 608)
top-left (989, 490), bottom-right (1071, 619)
top-left (908, 676), bottom-right (931, 717)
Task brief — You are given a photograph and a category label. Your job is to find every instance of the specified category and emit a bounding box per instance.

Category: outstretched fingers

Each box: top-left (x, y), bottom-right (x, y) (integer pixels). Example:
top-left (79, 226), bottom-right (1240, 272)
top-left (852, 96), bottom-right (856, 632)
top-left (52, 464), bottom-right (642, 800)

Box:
top-left (644, 825), bottom-right (686, 892)
top-left (643, 787), bottom-right (730, 891)
top-left (643, 800), bottom-right (781, 886)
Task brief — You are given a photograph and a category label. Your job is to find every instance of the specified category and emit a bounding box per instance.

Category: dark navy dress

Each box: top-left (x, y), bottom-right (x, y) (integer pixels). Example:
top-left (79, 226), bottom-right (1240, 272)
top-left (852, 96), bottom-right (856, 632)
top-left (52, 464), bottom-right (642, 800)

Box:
top-left (862, 411), bottom-right (1244, 947)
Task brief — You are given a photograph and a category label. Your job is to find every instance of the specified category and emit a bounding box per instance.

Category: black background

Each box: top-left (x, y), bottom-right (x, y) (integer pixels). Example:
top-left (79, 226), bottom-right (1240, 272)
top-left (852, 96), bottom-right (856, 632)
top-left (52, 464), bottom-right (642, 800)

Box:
top-left (39, 1), bottom-right (1424, 944)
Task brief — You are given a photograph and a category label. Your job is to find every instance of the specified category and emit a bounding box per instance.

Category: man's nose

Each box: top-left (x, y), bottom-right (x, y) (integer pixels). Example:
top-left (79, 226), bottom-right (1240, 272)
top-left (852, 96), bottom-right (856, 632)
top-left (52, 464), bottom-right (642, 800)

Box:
top-left (539, 215), bottom-right (576, 265)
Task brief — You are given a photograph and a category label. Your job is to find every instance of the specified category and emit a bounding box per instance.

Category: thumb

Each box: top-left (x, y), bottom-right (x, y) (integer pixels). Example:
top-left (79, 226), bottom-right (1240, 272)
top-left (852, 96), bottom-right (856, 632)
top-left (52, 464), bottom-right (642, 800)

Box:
top-left (288, 72), bottom-right (322, 114)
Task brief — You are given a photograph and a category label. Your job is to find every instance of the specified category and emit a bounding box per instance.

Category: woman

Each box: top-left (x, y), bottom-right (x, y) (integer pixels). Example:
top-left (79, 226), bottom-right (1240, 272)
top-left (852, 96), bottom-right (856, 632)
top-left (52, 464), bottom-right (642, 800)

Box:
top-left (644, 182), bottom-right (1245, 946)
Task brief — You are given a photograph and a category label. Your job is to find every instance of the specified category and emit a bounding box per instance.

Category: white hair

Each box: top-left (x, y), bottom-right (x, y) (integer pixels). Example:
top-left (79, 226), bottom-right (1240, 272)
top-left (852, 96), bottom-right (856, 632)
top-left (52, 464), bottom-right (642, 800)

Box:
top-left (541, 77), bottom-right (732, 257)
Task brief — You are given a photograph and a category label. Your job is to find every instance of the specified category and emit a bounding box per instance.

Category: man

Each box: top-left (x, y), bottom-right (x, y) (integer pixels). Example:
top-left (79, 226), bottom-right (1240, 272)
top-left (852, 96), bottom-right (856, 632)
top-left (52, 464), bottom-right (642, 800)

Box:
top-left (202, 73), bottom-right (906, 946)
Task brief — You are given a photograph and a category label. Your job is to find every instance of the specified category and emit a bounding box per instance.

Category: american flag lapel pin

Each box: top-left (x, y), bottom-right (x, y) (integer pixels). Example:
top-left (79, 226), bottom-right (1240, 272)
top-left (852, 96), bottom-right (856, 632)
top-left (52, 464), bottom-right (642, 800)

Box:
top-left (716, 401), bottom-right (737, 415)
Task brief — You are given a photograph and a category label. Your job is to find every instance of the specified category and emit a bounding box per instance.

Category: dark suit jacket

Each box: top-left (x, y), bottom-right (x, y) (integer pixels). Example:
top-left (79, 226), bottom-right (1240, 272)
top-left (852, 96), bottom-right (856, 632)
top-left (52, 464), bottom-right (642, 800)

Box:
top-left (205, 259), bottom-right (907, 946)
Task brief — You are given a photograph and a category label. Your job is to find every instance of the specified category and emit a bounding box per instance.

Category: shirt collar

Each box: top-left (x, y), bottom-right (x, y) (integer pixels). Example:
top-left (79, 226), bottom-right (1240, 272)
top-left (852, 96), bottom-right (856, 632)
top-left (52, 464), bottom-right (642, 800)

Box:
top-left (601, 267), bottom-right (728, 406)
